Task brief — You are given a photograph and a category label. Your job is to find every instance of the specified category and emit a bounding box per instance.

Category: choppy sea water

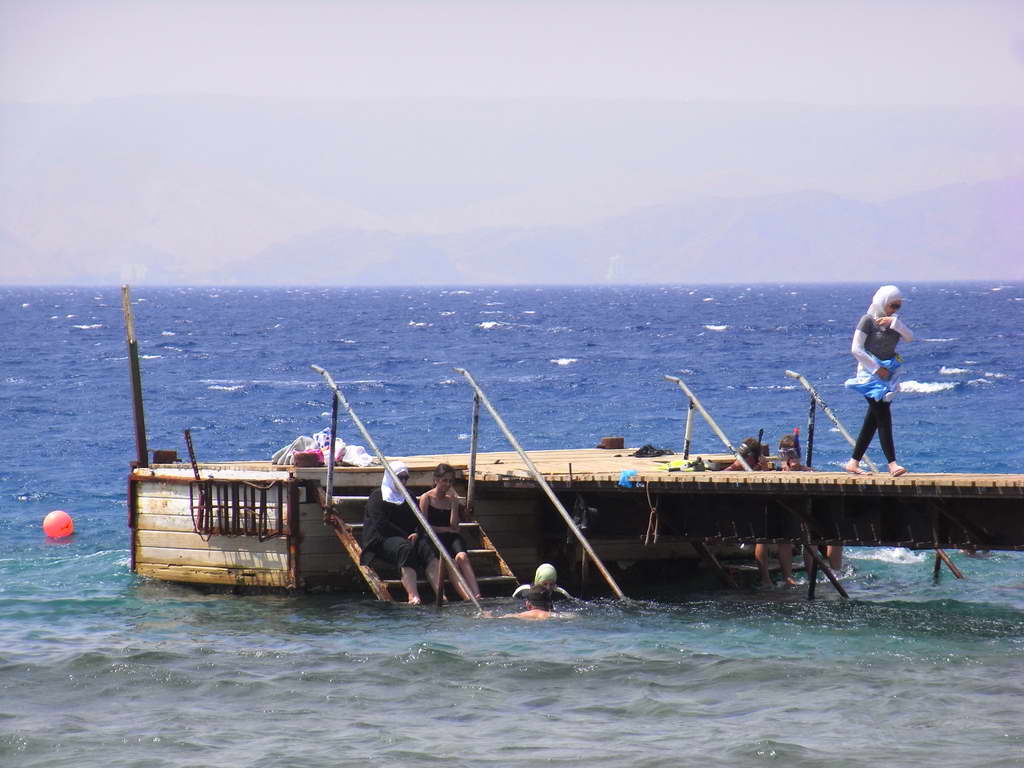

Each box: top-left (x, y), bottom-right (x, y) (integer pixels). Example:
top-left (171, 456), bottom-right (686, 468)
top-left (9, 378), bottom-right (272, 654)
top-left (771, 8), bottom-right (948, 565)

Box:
top-left (2, 283), bottom-right (1023, 767)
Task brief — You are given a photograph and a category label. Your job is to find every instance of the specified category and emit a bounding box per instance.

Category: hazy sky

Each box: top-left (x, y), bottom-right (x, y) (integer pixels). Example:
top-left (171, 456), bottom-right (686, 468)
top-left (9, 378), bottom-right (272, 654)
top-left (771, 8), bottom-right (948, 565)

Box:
top-left (3, 0), bottom-right (1023, 107)
top-left (2, 1), bottom-right (1023, 284)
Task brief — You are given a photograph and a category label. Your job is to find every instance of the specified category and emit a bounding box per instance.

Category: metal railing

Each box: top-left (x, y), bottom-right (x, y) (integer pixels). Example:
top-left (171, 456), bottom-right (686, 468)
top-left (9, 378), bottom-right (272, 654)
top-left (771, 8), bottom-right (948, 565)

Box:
top-left (454, 367), bottom-right (626, 599)
top-left (663, 375), bottom-right (753, 472)
top-left (312, 365), bottom-right (481, 612)
top-left (784, 370), bottom-right (878, 472)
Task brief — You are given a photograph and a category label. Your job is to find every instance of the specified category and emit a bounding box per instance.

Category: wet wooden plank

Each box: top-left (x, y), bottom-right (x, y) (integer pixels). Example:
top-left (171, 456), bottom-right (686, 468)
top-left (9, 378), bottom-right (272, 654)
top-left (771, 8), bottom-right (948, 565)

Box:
top-left (135, 562), bottom-right (290, 587)
top-left (137, 529), bottom-right (288, 554)
top-left (135, 544), bottom-right (288, 570)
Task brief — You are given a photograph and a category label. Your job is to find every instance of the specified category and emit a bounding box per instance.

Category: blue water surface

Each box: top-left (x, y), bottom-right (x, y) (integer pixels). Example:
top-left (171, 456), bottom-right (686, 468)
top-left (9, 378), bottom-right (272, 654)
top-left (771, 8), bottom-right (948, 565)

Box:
top-left (1, 283), bottom-right (1022, 767)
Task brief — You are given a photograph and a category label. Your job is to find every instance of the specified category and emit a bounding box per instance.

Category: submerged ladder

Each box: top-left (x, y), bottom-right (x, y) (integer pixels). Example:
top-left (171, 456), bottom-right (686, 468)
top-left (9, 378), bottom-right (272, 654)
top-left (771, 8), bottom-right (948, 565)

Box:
top-left (318, 489), bottom-right (518, 601)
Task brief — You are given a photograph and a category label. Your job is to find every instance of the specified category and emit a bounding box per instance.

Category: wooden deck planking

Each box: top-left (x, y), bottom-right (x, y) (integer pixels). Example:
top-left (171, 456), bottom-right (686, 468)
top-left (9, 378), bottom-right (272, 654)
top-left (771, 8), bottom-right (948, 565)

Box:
top-left (151, 448), bottom-right (1024, 491)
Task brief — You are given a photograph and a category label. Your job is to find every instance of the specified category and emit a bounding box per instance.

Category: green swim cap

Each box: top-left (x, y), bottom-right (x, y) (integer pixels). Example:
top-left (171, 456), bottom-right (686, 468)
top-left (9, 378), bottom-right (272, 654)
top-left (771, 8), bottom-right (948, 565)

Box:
top-left (534, 563), bottom-right (557, 585)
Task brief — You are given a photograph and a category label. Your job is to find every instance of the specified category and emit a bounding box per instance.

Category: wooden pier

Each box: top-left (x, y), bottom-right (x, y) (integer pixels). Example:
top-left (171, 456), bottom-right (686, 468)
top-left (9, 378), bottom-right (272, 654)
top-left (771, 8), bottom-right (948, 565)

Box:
top-left (128, 447), bottom-right (1024, 597)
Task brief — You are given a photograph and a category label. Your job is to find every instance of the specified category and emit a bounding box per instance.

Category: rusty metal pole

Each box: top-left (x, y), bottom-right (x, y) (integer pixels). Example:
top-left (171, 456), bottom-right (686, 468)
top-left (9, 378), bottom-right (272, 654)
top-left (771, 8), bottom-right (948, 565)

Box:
top-left (121, 285), bottom-right (148, 467)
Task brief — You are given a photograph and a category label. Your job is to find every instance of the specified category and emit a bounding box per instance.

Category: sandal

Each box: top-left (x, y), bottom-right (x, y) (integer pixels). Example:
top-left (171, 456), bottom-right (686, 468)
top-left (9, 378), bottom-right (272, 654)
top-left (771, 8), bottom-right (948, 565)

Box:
top-left (844, 459), bottom-right (868, 475)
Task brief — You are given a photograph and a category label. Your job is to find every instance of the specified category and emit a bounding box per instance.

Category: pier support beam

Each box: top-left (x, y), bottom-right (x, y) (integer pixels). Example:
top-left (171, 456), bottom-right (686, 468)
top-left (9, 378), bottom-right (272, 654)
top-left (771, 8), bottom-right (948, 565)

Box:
top-left (933, 548), bottom-right (964, 581)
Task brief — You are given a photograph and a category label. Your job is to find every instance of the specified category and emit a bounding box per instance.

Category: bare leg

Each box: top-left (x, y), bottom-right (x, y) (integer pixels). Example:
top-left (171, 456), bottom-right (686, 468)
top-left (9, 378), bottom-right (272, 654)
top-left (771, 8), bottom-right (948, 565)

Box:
top-left (453, 551), bottom-right (482, 599)
top-left (827, 545), bottom-right (843, 571)
top-left (400, 566), bottom-right (421, 604)
top-left (777, 543), bottom-right (797, 585)
top-left (754, 544), bottom-right (773, 587)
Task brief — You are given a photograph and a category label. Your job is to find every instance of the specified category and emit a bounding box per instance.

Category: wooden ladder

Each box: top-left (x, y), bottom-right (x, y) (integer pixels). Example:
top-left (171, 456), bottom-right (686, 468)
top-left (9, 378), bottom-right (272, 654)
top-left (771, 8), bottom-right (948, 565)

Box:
top-left (318, 488), bottom-right (518, 602)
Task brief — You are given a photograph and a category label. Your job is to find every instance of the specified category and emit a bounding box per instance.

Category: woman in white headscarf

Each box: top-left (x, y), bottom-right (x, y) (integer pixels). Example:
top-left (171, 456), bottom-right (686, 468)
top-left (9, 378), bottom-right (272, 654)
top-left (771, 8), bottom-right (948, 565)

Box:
top-left (845, 285), bottom-right (913, 476)
top-left (360, 461), bottom-right (436, 604)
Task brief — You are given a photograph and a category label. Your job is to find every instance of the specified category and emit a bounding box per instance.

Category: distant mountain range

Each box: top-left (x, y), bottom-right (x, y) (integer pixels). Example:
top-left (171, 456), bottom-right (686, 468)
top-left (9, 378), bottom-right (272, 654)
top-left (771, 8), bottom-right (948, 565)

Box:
top-left (221, 174), bottom-right (1023, 284)
top-left (1, 97), bottom-right (1021, 284)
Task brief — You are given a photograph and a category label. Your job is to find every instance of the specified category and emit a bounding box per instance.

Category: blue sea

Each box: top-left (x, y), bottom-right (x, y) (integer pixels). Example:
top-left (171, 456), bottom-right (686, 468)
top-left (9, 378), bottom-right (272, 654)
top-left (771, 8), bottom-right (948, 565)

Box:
top-left (2, 283), bottom-right (1023, 768)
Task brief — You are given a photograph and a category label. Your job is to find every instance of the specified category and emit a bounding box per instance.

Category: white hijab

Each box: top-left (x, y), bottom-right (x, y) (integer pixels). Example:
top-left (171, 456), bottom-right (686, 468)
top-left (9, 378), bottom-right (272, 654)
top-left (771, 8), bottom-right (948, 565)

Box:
top-left (868, 285), bottom-right (902, 319)
top-left (381, 460), bottom-right (409, 504)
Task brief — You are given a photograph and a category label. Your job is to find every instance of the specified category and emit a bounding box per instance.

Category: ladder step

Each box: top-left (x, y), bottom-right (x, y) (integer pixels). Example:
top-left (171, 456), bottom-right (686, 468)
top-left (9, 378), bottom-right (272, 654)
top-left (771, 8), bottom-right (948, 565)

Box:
top-left (382, 574), bottom-right (518, 588)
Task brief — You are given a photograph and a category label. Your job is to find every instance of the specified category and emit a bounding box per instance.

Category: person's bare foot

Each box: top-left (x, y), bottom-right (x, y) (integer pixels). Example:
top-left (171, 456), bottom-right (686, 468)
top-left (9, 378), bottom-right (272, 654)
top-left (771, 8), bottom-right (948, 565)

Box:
top-left (888, 462), bottom-right (908, 477)
top-left (784, 576), bottom-right (799, 586)
top-left (845, 458), bottom-right (868, 475)
top-left (407, 595), bottom-right (422, 605)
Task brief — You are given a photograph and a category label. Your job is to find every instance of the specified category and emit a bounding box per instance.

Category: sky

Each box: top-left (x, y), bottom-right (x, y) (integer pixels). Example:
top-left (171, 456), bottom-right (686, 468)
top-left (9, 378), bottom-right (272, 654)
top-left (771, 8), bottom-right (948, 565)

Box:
top-left (1, 0), bottom-right (1023, 284)
top-left (3, 0), bottom-right (1023, 107)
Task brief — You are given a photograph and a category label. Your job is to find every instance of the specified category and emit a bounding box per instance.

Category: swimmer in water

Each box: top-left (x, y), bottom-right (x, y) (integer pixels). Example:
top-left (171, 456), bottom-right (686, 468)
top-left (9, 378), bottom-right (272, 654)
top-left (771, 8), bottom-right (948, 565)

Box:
top-left (512, 563), bottom-right (573, 601)
top-left (502, 586), bottom-right (553, 620)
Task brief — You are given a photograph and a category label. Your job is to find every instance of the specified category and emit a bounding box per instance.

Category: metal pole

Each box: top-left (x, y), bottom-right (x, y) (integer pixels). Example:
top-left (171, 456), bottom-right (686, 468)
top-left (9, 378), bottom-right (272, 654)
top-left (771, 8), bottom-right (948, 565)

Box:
top-left (683, 399), bottom-right (695, 459)
top-left (466, 394), bottom-right (480, 516)
top-left (121, 285), bottom-right (149, 467)
top-left (664, 376), bottom-right (753, 472)
top-left (454, 367), bottom-right (626, 599)
top-left (326, 393), bottom-right (338, 508)
top-left (311, 365), bottom-right (481, 612)
top-left (784, 370), bottom-right (878, 473)
top-left (806, 392), bottom-right (816, 468)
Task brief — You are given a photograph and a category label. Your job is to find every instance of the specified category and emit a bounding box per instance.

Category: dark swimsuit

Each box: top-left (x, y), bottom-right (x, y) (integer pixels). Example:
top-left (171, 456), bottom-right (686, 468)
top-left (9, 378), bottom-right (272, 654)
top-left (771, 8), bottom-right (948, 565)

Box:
top-left (424, 502), bottom-right (466, 556)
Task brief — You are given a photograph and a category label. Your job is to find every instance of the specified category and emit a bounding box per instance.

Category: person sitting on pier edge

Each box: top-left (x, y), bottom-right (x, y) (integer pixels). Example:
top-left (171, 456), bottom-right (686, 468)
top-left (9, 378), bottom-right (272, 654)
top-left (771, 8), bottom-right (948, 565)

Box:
top-left (512, 562), bottom-right (573, 601)
top-left (503, 586), bottom-right (554, 620)
top-left (777, 433), bottom-right (843, 571)
top-left (753, 434), bottom-right (811, 587)
top-left (719, 437), bottom-right (772, 472)
top-left (845, 284), bottom-right (913, 477)
top-left (418, 463), bottom-right (482, 601)
top-left (361, 461), bottom-right (437, 605)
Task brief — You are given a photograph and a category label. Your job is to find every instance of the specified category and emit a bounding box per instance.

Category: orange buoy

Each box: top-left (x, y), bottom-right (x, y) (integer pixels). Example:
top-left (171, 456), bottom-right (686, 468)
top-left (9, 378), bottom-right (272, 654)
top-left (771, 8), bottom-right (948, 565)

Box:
top-left (43, 510), bottom-right (74, 538)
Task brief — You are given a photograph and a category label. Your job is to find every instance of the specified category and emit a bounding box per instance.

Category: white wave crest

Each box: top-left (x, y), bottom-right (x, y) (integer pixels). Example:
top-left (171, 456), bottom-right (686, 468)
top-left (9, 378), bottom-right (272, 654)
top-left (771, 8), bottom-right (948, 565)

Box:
top-left (848, 547), bottom-right (928, 565)
top-left (408, 321), bottom-right (431, 327)
top-left (72, 323), bottom-right (103, 330)
top-left (967, 378), bottom-right (992, 386)
top-left (161, 331), bottom-right (176, 336)
top-left (702, 297), bottom-right (715, 302)
top-left (939, 366), bottom-right (968, 375)
top-left (21, 303), bottom-right (30, 308)
top-left (984, 372), bottom-right (1007, 379)
top-left (478, 321), bottom-right (504, 329)
top-left (704, 324), bottom-right (729, 331)
top-left (550, 358), bottom-right (578, 366)
top-left (899, 380), bottom-right (957, 394)
top-left (209, 384), bottom-right (244, 392)
top-left (922, 338), bottom-right (956, 342)
top-left (140, 354), bottom-right (162, 360)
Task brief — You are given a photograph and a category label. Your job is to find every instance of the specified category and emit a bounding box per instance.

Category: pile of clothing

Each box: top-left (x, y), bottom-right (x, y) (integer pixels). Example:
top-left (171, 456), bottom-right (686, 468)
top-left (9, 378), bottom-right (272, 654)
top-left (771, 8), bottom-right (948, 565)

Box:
top-left (271, 428), bottom-right (377, 467)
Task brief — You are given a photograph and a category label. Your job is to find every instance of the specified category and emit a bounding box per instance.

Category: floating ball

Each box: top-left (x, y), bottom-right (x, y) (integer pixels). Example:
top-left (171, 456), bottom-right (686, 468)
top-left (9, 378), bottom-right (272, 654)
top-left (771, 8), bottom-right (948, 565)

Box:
top-left (43, 510), bottom-right (74, 538)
